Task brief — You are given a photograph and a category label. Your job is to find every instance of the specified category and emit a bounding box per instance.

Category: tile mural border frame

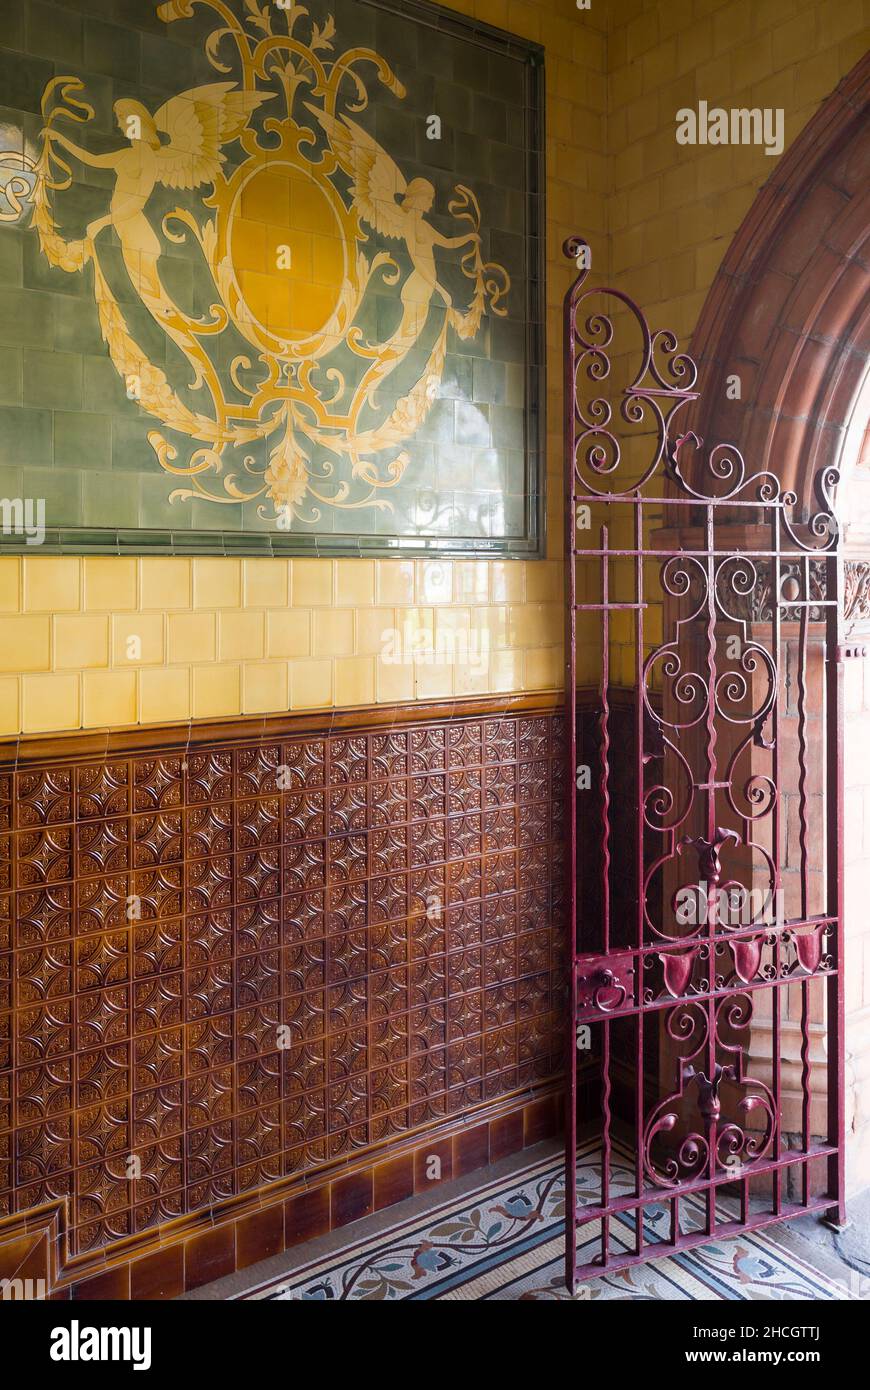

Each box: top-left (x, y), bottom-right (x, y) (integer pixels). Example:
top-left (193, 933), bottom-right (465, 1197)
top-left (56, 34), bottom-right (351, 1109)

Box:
top-left (0, 0), bottom-right (546, 562)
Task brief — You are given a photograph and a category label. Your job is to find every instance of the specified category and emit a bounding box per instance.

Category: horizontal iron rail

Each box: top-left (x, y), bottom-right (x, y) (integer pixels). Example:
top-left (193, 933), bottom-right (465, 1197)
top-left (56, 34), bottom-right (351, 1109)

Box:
top-left (574, 1144), bottom-right (838, 1225)
top-left (573, 1195), bottom-right (840, 1283)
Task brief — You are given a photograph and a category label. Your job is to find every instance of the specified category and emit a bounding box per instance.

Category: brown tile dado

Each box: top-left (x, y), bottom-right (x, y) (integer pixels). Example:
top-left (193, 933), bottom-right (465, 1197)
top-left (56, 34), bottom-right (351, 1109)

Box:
top-left (0, 697), bottom-right (566, 1297)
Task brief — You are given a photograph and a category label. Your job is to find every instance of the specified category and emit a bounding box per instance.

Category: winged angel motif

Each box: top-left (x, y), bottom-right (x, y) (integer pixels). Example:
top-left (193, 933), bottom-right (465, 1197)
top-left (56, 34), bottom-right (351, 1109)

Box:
top-left (11, 0), bottom-right (511, 527)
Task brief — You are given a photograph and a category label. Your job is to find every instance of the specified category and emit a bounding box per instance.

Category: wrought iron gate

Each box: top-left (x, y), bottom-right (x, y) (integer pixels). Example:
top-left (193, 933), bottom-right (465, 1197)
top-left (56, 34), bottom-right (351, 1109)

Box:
top-left (563, 239), bottom-right (846, 1291)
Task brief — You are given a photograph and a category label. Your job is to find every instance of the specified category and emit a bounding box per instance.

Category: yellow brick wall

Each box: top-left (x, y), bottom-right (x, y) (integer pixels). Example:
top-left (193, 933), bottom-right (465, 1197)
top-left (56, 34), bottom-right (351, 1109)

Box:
top-left (607, 0), bottom-right (868, 341)
top-left (2, 0), bottom-right (866, 736)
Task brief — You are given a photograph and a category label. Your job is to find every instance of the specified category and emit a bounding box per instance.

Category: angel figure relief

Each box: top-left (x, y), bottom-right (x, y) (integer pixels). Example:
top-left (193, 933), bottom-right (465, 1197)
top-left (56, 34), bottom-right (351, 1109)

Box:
top-left (7, 0), bottom-right (513, 530)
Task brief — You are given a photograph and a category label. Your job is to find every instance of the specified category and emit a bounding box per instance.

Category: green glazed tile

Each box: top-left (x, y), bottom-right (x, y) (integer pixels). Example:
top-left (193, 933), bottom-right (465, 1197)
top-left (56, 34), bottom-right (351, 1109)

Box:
top-left (0, 404), bottom-right (52, 465)
top-left (0, 346), bottom-right (22, 406)
top-left (22, 348), bottom-right (83, 411)
top-left (55, 411), bottom-right (111, 470)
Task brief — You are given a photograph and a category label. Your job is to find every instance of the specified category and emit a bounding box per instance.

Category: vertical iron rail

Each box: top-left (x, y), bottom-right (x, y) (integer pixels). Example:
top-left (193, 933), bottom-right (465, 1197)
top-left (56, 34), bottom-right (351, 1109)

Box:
top-left (825, 544), bottom-right (846, 1223)
top-left (563, 257), bottom-right (579, 1295)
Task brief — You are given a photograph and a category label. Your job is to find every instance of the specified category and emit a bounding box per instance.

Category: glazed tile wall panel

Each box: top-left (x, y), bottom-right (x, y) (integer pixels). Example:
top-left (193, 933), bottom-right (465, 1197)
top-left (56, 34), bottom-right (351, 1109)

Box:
top-left (0, 706), bottom-right (565, 1260)
top-left (0, 0), bottom-right (543, 556)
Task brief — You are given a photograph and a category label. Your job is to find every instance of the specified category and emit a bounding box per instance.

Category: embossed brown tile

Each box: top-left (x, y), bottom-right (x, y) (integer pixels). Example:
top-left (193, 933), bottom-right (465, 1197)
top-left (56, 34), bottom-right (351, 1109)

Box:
top-left (0, 703), bottom-right (563, 1296)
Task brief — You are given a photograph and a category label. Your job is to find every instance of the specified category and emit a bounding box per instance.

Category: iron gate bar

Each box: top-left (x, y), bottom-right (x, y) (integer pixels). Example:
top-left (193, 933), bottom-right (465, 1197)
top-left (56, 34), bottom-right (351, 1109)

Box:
top-left (562, 237), bottom-right (846, 1292)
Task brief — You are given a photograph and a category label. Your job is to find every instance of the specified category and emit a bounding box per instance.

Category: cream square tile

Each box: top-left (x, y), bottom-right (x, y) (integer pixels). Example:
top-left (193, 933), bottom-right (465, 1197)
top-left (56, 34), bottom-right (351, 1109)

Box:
top-left (194, 558), bottom-right (242, 609)
top-left (416, 559), bottom-right (452, 604)
top-left (193, 663), bottom-right (241, 719)
top-left (355, 608), bottom-right (395, 657)
top-left (219, 611), bottom-right (265, 660)
top-left (0, 557), bottom-right (21, 613)
top-left (312, 609), bottom-right (354, 657)
top-left (24, 557), bottom-right (81, 612)
top-left (290, 659), bottom-right (332, 709)
top-left (524, 647), bottom-right (562, 690)
top-left (266, 609), bottom-right (309, 658)
top-left (140, 557), bottom-right (191, 610)
top-left (292, 559), bottom-right (333, 606)
top-left (84, 557), bottom-right (137, 611)
top-left (243, 661), bottom-right (289, 714)
top-left (0, 675), bottom-right (19, 734)
top-left (0, 615), bottom-right (50, 672)
top-left (168, 612), bottom-right (215, 664)
top-left (55, 614), bottom-right (110, 670)
top-left (112, 613), bottom-right (164, 666)
top-left (335, 656), bottom-right (375, 706)
top-left (375, 559), bottom-right (415, 605)
top-left (244, 559), bottom-right (289, 608)
top-left (335, 560), bottom-right (375, 607)
top-left (22, 673), bottom-right (80, 732)
top-left (453, 561), bottom-right (489, 604)
top-left (490, 649), bottom-right (524, 693)
top-left (375, 657), bottom-right (414, 704)
top-left (139, 667), bottom-right (191, 725)
top-left (414, 660), bottom-right (454, 700)
top-left (82, 671), bottom-right (137, 728)
top-left (490, 560), bottom-right (525, 604)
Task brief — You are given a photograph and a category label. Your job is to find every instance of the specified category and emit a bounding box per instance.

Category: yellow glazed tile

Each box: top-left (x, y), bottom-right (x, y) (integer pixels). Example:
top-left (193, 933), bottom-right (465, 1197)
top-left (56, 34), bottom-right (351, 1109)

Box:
top-left (376, 656), bottom-right (414, 704)
top-left (312, 609), bottom-right (354, 658)
top-left (525, 560), bottom-right (561, 602)
top-left (290, 660), bottom-right (333, 709)
top-left (454, 655), bottom-right (491, 696)
top-left (112, 613), bottom-right (164, 666)
top-left (453, 561), bottom-right (489, 604)
top-left (54, 615), bottom-right (110, 670)
top-left (23, 557), bottom-right (81, 612)
top-left (414, 661), bottom-right (454, 700)
top-left (168, 612), bottom-right (215, 665)
top-left (194, 558), bottom-right (242, 609)
top-left (375, 560), bottom-right (415, 605)
top-left (139, 667), bottom-right (191, 725)
top-left (219, 611), bottom-right (265, 661)
top-left (192, 663), bottom-right (240, 719)
top-left (335, 560), bottom-right (375, 607)
top-left (244, 559), bottom-right (289, 608)
top-left (266, 610), bottom-right (310, 658)
top-left (82, 671), bottom-right (137, 728)
top-left (525, 647), bottom-right (562, 690)
top-left (84, 557), bottom-right (137, 612)
top-left (140, 557), bottom-right (191, 611)
top-left (489, 649), bottom-right (524, 693)
top-left (355, 608), bottom-right (395, 657)
top-left (0, 615), bottom-right (51, 672)
top-left (416, 560), bottom-right (452, 605)
top-left (509, 604), bottom-right (548, 648)
top-left (0, 557), bottom-right (21, 613)
top-left (243, 661), bottom-right (289, 714)
top-left (490, 561), bottom-right (525, 603)
top-left (0, 675), bottom-right (18, 733)
top-left (22, 673), bottom-right (80, 733)
top-left (335, 656), bottom-right (375, 707)
top-left (292, 559), bottom-right (333, 606)
top-left (394, 608), bottom-right (434, 656)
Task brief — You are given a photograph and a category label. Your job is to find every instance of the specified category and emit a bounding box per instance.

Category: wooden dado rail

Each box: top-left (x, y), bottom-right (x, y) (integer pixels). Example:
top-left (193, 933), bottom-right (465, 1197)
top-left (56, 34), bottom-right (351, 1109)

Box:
top-left (0, 693), bottom-right (566, 1299)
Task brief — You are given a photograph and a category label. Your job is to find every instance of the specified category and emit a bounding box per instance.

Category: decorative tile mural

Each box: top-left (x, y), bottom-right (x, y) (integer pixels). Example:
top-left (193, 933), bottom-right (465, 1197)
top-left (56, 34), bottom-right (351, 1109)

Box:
top-left (0, 0), bottom-right (544, 556)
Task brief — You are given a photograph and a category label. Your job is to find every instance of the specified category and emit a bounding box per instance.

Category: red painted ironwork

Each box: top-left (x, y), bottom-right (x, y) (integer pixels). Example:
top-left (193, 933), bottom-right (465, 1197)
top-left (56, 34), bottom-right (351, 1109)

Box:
top-left (563, 237), bottom-right (846, 1291)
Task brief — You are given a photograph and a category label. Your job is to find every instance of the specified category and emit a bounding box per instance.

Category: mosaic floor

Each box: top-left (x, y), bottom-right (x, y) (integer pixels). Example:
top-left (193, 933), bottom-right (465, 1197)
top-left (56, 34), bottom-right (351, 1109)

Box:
top-left (233, 1145), bottom-right (856, 1302)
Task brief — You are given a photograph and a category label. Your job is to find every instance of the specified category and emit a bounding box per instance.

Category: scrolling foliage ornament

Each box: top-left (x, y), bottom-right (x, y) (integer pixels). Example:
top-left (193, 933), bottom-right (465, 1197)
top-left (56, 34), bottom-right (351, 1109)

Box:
top-left (5, 0), bottom-right (510, 527)
top-left (564, 239), bottom-right (841, 1189)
